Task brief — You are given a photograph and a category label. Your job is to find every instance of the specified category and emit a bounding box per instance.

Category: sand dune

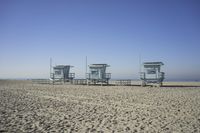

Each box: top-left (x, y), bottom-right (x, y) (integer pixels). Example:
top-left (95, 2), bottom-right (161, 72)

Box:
top-left (0, 80), bottom-right (200, 132)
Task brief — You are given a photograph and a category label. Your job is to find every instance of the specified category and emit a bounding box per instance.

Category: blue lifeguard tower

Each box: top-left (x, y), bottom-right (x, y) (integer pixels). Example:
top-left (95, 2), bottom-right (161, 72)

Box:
top-left (86, 64), bottom-right (111, 85)
top-left (51, 65), bottom-right (75, 83)
top-left (140, 62), bottom-right (165, 87)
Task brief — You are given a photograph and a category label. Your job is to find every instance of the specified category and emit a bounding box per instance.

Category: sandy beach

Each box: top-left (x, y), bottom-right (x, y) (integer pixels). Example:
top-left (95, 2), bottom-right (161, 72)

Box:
top-left (0, 80), bottom-right (200, 132)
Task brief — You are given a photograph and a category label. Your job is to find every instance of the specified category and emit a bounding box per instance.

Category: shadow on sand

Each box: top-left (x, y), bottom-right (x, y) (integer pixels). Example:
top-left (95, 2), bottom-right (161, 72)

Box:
top-left (161, 85), bottom-right (200, 88)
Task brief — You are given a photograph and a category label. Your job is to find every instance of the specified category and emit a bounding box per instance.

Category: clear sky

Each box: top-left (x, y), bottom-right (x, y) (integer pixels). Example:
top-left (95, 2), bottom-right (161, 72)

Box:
top-left (0, 0), bottom-right (200, 80)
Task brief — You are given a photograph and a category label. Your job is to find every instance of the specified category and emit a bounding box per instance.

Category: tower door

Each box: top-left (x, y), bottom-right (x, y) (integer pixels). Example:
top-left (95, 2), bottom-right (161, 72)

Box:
top-left (146, 68), bottom-right (157, 79)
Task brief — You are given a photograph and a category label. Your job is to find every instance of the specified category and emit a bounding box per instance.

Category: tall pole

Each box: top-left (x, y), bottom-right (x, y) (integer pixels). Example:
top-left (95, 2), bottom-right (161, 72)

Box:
top-left (50, 57), bottom-right (52, 78)
top-left (86, 56), bottom-right (89, 85)
top-left (86, 56), bottom-right (87, 78)
top-left (139, 53), bottom-right (142, 82)
top-left (139, 53), bottom-right (141, 73)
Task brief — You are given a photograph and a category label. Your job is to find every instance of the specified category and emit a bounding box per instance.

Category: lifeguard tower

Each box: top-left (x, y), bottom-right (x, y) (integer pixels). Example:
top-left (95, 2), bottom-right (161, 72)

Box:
top-left (140, 62), bottom-right (165, 87)
top-left (50, 65), bottom-right (75, 83)
top-left (86, 64), bottom-right (111, 85)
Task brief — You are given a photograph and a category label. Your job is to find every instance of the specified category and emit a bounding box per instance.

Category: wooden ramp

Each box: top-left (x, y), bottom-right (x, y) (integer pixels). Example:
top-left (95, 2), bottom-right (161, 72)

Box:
top-left (72, 79), bottom-right (87, 85)
top-left (115, 80), bottom-right (131, 86)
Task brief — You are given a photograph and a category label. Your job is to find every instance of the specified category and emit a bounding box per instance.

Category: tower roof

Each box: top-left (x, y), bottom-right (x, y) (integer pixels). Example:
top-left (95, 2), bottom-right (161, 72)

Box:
top-left (89, 64), bottom-right (110, 68)
top-left (53, 65), bottom-right (73, 69)
top-left (143, 62), bottom-right (164, 66)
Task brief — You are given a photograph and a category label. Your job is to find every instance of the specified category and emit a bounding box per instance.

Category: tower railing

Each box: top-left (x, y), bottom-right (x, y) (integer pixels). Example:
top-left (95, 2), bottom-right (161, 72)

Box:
top-left (140, 72), bottom-right (164, 80)
top-left (140, 72), bottom-right (145, 80)
top-left (68, 73), bottom-right (75, 79)
top-left (86, 73), bottom-right (111, 80)
top-left (158, 72), bottom-right (165, 79)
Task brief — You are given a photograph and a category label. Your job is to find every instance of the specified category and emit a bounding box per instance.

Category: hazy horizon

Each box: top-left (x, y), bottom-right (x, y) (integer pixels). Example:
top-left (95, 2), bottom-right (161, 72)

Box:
top-left (1, 0), bottom-right (200, 81)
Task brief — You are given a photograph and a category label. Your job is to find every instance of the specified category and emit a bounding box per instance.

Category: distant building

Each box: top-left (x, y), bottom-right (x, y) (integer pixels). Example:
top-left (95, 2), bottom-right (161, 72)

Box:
top-left (140, 62), bottom-right (165, 87)
top-left (86, 64), bottom-right (111, 85)
top-left (51, 65), bottom-right (75, 83)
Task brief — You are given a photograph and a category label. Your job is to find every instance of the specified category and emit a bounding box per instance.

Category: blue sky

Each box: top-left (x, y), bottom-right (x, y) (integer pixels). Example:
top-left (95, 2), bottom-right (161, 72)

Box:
top-left (0, 0), bottom-right (200, 80)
